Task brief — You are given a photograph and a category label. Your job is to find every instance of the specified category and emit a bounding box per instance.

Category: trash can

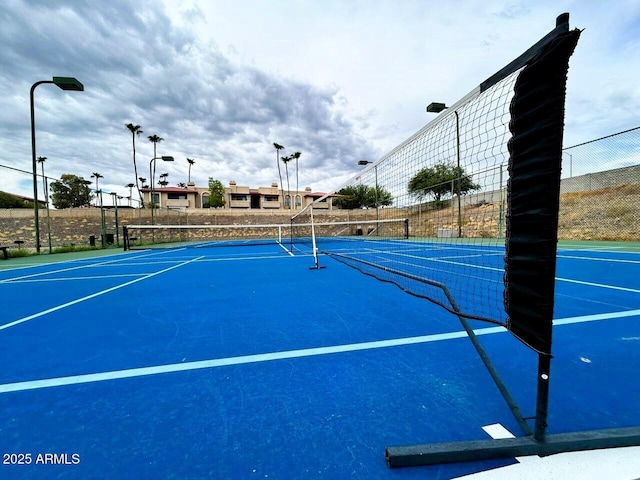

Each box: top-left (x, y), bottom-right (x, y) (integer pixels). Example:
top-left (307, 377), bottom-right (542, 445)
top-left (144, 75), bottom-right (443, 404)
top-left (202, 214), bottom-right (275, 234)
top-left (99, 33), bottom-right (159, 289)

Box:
top-left (89, 235), bottom-right (96, 247)
top-left (106, 233), bottom-right (114, 245)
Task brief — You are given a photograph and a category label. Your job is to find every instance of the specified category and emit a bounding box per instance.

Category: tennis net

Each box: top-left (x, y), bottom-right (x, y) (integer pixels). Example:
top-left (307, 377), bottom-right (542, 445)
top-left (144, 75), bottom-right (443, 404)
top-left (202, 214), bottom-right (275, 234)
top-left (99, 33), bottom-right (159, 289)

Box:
top-left (292, 16), bottom-right (581, 357)
top-left (123, 223), bottom-right (287, 250)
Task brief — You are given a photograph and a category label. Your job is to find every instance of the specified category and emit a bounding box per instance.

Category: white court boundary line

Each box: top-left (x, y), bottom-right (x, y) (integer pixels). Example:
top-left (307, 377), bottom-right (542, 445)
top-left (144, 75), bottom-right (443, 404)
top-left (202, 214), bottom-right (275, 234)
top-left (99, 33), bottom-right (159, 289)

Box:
top-left (1, 308), bottom-right (638, 394)
top-left (0, 248), bottom-right (182, 284)
top-left (0, 256), bottom-right (203, 331)
top-left (5, 273), bottom-right (148, 284)
top-left (0, 248), bottom-right (167, 273)
top-left (0, 249), bottom-right (292, 285)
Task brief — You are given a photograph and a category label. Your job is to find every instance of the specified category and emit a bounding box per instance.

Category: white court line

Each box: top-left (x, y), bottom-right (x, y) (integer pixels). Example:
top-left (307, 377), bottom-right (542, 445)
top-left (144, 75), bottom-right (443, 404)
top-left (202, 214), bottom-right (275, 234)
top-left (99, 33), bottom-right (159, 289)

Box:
top-left (1, 308), bottom-right (638, 395)
top-left (0, 249), bottom-right (165, 273)
top-left (558, 277), bottom-right (640, 294)
top-left (558, 254), bottom-right (640, 264)
top-left (279, 242), bottom-right (295, 256)
top-left (0, 256), bottom-right (204, 331)
top-left (0, 249), bottom-right (182, 284)
top-left (5, 273), bottom-right (148, 284)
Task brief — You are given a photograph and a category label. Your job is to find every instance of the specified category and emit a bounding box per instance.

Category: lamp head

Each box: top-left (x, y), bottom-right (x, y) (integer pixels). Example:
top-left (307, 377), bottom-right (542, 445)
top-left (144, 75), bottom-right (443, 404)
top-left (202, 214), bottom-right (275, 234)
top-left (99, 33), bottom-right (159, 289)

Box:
top-left (52, 76), bottom-right (84, 91)
top-left (426, 102), bottom-right (447, 113)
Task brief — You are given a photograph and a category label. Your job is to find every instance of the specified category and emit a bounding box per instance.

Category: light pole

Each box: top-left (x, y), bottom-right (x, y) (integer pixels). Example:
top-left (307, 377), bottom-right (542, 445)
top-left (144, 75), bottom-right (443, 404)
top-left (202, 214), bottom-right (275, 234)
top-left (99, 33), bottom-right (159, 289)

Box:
top-left (31, 76), bottom-right (84, 252)
top-left (149, 155), bottom-right (174, 224)
top-left (110, 192), bottom-right (121, 246)
top-left (427, 102), bottom-right (462, 238)
top-left (37, 156), bottom-right (53, 253)
top-left (91, 173), bottom-right (103, 207)
top-left (126, 183), bottom-right (135, 206)
top-left (358, 160), bottom-right (379, 233)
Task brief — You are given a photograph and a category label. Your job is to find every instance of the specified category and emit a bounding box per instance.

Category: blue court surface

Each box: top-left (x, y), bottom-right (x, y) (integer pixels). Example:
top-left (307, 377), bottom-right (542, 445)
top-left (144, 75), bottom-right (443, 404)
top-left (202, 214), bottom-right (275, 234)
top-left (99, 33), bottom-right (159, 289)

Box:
top-left (0, 241), bottom-right (638, 479)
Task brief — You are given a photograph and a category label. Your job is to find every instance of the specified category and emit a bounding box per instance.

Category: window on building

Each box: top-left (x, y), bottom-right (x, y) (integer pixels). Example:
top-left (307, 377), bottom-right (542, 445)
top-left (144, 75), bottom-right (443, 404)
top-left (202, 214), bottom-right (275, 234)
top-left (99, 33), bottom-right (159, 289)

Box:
top-left (151, 192), bottom-right (160, 206)
top-left (284, 195), bottom-right (291, 208)
top-left (231, 194), bottom-right (247, 201)
top-left (202, 193), bottom-right (210, 208)
top-left (295, 195), bottom-right (302, 207)
top-left (264, 195), bottom-right (278, 202)
top-left (168, 193), bottom-right (187, 200)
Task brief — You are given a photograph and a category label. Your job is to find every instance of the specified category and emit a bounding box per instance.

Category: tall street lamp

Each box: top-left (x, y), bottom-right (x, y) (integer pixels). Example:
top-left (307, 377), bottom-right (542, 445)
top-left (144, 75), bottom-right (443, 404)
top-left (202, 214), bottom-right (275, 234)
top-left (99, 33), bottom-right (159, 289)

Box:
top-left (358, 160), bottom-right (379, 233)
top-left (31, 76), bottom-right (84, 252)
top-left (110, 192), bottom-right (121, 246)
top-left (149, 155), bottom-right (174, 224)
top-left (126, 183), bottom-right (135, 206)
top-left (427, 101), bottom-right (462, 238)
top-left (91, 172), bottom-right (104, 207)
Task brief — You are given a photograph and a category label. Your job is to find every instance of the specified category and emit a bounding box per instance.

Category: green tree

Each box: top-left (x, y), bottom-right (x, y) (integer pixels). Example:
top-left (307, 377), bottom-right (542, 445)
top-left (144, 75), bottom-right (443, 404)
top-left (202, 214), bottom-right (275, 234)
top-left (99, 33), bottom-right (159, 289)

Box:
top-left (0, 191), bottom-right (33, 208)
top-left (364, 185), bottom-right (393, 208)
top-left (50, 174), bottom-right (93, 208)
top-left (333, 185), bottom-right (367, 209)
top-left (333, 184), bottom-right (393, 209)
top-left (407, 163), bottom-right (480, 202)
top-left (207, 177), bottom-right (226, 208)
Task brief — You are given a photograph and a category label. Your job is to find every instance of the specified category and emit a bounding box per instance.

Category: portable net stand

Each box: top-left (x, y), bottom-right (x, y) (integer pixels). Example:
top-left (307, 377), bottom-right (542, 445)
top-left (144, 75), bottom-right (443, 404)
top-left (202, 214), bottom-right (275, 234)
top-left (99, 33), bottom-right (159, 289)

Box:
top-left (384, 14), bottom-right (640, 468)
top-left (290, 205), bottom-right (409, 269)
top-left (292, 12), bottom-right (640, 469)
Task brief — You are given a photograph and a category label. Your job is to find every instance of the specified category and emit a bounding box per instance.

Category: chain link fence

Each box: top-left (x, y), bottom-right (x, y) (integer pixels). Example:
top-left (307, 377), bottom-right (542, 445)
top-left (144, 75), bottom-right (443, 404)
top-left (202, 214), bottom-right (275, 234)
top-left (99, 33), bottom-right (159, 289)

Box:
top-left (559, 126), bottom-right (640, 241)
top-left (1, 126), bottom-right (639, 251)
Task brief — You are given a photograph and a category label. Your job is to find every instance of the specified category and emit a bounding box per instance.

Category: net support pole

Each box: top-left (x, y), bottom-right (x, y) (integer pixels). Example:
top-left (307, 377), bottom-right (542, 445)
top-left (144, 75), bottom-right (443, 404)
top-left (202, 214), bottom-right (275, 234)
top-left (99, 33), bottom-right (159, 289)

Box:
top-left (534, 353), bottom-right (551, 441)
top-left (455, 110), bottom-right (462, 238)
top-left (442, 287), bottom-right (532, 437)
top-left (308, 205), bottom-right (324, 269)
top-left (386, 13), bottom-right (591, 469)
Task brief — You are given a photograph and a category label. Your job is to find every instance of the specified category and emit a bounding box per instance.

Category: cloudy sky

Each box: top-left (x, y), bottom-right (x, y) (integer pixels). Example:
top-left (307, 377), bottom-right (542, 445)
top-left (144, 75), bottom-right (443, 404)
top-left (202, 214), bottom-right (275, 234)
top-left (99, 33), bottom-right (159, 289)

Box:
top-left (1, 0), bottom-right (639, 204)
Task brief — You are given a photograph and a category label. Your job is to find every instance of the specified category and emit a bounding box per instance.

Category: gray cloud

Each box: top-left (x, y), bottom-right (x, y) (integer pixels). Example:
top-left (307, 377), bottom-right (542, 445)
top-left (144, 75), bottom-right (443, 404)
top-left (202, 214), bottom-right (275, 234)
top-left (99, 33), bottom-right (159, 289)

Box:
top-left (0, 0), bottom-right (377, 199)
top-left (4, 0), bottom-right (634, 202)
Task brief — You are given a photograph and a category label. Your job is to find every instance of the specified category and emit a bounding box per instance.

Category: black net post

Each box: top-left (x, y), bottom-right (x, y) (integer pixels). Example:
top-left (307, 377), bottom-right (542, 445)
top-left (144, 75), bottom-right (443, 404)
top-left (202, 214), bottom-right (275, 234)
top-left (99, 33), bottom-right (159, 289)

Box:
top-left (504, 14), bottom-right (580, 441)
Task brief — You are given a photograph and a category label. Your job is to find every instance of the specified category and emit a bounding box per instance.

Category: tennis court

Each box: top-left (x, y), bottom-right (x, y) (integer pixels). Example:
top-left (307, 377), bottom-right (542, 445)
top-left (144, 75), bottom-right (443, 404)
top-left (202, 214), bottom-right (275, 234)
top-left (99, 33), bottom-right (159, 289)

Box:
top-left (0, 238), bottom-right (638, 479)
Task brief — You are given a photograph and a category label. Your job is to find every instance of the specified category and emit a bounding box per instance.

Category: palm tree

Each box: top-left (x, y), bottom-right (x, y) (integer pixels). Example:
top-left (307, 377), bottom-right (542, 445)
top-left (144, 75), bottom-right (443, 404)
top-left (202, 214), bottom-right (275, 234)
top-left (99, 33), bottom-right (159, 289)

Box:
top-left (273, 143), bottom-right (285, 208)
top-left (91, 172), bottom-right (103, 207)
top-left (281, 155), bottom-right (292, 209)
top-left (158, 173), bottom-right (169, 187)
top-left (292, 151), bottom-right (301, 209)
top-left (187, 158), bottom-right (195, 183)
top-left (148, 134), bottom-right (164, 188)
top-left (125, 123), bottom-right (144, 207)
top-left (139, 177), bottom-right (148, 188)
